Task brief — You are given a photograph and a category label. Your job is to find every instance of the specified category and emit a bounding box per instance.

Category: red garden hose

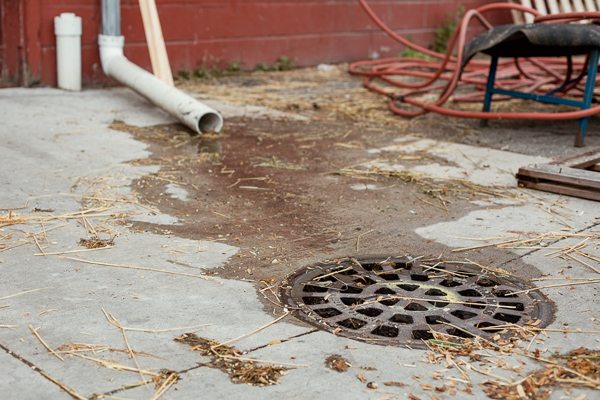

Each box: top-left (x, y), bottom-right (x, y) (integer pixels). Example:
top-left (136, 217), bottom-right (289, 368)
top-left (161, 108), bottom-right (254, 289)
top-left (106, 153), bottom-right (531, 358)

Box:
top-left (350, 0), bottom-right (600, 121)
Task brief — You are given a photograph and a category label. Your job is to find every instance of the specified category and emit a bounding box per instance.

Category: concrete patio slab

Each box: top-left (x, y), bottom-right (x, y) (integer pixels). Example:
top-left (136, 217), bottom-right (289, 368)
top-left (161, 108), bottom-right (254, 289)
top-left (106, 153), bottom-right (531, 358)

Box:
top-left (1, 84), bottom-right (598, 400)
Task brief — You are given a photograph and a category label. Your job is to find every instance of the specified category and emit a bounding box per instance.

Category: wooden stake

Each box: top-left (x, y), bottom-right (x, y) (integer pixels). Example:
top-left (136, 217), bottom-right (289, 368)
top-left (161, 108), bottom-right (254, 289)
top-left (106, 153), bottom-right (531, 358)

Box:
top-left (139, 0), bottom-right (174, 85)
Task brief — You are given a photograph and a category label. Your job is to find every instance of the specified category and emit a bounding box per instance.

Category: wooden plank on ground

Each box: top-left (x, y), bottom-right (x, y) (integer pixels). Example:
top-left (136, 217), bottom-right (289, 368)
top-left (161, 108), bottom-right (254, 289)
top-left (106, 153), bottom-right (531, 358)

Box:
top-left (516, 147), bottom-right (600, 201)
top-left (139, 0), bottom-right (174, 86)
top-left (518, 179), bottom-right (600, 201)
top-left (517, 164), bottom-right (600, 189)
top-left (549, 146), bottom-right (600, 168)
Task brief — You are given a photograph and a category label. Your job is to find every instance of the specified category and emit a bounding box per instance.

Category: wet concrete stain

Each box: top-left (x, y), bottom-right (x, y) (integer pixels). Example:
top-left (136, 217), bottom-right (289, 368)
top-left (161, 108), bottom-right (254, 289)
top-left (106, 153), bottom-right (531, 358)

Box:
top-left (112, 117), bottom-right (542, 287)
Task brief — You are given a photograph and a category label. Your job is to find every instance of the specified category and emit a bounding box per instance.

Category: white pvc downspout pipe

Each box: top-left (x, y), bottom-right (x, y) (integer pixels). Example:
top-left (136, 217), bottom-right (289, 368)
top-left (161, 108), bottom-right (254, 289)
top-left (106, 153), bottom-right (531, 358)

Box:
top-left (55, 13), bottom-right (82, 91)
top-left (98, 0), bottom-right (223, 133)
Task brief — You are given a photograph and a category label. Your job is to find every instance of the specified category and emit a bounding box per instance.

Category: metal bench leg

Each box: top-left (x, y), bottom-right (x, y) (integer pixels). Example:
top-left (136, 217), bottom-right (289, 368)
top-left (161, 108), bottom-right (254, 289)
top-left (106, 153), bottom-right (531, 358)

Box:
top-left (576, 49), bottom-right (599, 147)
top-left (481, 55), bottom-right (499, 128)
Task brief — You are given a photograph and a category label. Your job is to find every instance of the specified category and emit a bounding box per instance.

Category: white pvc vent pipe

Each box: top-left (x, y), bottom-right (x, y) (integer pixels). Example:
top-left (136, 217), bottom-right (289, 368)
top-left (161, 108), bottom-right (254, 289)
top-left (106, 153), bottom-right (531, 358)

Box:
top-left (55, 13), bottom-right (82, 91)
top-left (98, 0), bottom-right (223, 133)
top-left (99, 35), bottom-right (223, 133)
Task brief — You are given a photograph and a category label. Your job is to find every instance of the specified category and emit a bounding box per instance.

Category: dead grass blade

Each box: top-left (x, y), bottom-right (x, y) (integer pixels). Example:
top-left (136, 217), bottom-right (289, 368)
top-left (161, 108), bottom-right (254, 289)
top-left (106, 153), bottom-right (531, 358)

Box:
top-left (61, 257), bottom-right (222, 284)
top-left (0, 287), bottom-right (52, 301)
top-left (102, 309), bottom-right (148, 385)
top-left (150, 371), bottom-right (180, 400)
top-left (212, 312), bottom-right (289, 350)
top-left (70, 353), bottom-right (159, 376)
top-left (506, 279), bottom-right (600, 295)
top-left (29, 324), bottom-right (64, 361)
top-left (59, 192), bottom-right (161, 214)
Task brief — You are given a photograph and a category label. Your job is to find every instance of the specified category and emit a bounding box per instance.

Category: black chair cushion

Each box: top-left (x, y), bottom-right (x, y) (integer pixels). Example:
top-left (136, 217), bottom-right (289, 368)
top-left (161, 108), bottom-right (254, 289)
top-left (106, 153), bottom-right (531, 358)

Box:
top-left (463, 23), bottom-right (600, 67)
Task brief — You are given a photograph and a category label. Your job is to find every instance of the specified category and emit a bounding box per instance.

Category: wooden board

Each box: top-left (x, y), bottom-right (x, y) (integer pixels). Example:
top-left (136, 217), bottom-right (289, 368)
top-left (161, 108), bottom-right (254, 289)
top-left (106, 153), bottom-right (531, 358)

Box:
top-left (516, 147), bottom-right (600, 201)
top-left (139, 0), bottom-right (174, 86)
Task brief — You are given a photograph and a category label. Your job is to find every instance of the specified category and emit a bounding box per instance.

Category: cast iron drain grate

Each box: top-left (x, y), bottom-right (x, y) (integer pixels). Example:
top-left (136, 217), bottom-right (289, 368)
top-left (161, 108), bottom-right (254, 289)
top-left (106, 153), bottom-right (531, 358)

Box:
top-left (280, 256), bottom-right (554, 348)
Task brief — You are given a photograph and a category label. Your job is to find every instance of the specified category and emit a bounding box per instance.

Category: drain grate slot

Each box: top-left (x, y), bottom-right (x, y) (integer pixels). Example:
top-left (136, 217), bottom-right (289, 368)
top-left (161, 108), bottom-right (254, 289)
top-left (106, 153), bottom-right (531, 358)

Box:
top-left (390, 314), bottom-right (414, 324)
top-left (302, 296), bottom-right (328, 305)
top-left (372, 325), bottom-right (399, 337)
top-left (439, 279), bottom-right (462, 287)
top-left (314, 308), bottom-right (343, 318)
top-left (398, 284), bottom-right (419, 291)
top-left (340, 286), bottom-right (362, 294)
top-left (493, 312), bottom-right (522, 323)
top-left (338, 318), bottom-right (367, 330)
top-left (280, 256), bottom-right (554, 348)
top-left (303, 285), bottom-right (328, 293)
top-left (500, 302), bottom-right (524, 311)
top-left (451, 310), bottom-right (478, 320)
top-left (340, 297), bottom-right (364, 307)
top-left (426, 315), bottom-right (450, 325)
top-left (357, 308), bottom-right (383, 317)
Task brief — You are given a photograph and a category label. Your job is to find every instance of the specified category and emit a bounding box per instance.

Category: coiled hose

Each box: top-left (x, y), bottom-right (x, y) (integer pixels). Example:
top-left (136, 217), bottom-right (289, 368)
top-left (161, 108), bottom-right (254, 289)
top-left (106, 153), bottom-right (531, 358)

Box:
top-left (350, 0), bottom-right (600, 121)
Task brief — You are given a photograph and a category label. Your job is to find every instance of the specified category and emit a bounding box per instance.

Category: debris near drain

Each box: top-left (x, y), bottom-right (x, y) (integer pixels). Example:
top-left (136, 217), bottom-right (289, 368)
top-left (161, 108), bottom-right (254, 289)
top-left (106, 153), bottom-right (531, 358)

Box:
top-left (325, 354), bottom-right (351, 372)
top-left (175, 333), bottom-right (288, 386)
top-left (482, 347), bottom-right (600, 400)
top-left (383, 381), bottom-right (408, 387)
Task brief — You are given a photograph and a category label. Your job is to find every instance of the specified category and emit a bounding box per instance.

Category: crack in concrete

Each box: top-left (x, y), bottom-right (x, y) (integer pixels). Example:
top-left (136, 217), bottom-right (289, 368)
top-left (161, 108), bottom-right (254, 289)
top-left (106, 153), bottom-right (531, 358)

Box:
top-left (243, 329), bottom-right (319, 354)
top-left (0, 342), bottom-right (86, 399)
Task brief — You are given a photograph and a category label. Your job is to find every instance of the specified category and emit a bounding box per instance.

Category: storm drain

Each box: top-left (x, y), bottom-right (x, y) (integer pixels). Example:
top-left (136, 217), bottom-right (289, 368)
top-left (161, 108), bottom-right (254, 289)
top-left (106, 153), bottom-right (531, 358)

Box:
top-left (280, 256), bottom-right (554, 348)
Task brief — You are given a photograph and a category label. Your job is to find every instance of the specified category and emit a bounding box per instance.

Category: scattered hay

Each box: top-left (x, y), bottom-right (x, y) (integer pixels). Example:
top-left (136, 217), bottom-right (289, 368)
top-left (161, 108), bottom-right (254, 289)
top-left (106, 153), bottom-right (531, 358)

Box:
top-left (78, 236), bottom-right (115, 249)
top-left (254, 156), bottom-right (307, 171)
top-left (176, 64), bottom-right (403, 127)
top-left (150, 370), bottom-right (180, 399)
top-left (175, 333), bottom-right (288, 386)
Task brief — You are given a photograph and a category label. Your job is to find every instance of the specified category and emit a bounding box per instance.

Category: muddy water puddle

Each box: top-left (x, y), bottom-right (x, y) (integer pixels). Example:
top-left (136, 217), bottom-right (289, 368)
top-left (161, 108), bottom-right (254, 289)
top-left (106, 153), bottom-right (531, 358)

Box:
top-left (111, 117), bottom-right (513, 285)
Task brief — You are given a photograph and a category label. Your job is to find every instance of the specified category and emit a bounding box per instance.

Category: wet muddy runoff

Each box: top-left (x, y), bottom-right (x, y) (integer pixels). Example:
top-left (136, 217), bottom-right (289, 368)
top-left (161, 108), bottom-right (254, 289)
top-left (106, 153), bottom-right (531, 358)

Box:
top-left (110, 115), bottom-right (542, 290)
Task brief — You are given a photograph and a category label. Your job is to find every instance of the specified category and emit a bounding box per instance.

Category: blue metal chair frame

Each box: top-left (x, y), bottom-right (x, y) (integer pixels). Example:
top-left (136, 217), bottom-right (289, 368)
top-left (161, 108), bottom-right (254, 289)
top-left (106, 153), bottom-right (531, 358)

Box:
top-left (482, 50), bottom-right (600, 147)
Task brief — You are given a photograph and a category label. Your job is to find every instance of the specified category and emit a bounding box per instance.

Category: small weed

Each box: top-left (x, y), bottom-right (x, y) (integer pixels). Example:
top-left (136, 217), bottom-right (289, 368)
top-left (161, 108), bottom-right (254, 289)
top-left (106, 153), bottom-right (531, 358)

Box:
top-left (431, 4), bottom-right (464, 54)
top-left (177, 67), bottom-right (192, 80)
top-left (273, 56), bottom-right (296, 71)
top-left (188, 55), bottom-right (243, 80)
top-left (254, 62), bottom-right (270, 72)
top-left (399, 35), bottom-right (435, 60)
top-left (179, 54), bottom-right (298, 79)
top-left (226, 61), bottom-right (241, 72)
top-left (254, 56), bottom-right (297, 72)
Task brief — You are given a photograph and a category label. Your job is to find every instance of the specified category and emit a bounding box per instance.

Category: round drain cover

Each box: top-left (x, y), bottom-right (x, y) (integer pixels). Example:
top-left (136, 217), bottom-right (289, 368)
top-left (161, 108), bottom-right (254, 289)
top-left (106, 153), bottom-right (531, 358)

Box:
top-left (280, 256), bottom-right (553, 348)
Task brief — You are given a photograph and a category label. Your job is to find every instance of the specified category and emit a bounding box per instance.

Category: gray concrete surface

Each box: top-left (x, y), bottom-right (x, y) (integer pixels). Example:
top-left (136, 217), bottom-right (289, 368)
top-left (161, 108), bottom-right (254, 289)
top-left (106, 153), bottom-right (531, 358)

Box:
top-left (0, 87), bottom-right (599, 400)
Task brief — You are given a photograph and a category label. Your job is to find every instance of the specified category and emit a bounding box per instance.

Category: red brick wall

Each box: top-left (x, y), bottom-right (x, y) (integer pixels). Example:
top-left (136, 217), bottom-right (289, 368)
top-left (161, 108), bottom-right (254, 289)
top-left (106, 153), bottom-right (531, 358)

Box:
top-left (0, 0), bottom-right (509, 87)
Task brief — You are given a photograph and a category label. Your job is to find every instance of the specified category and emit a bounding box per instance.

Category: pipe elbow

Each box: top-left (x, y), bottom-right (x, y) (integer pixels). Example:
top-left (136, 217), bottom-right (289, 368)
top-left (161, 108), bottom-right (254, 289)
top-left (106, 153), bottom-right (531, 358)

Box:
top-left (98, 34), bottom-right (125, 76)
